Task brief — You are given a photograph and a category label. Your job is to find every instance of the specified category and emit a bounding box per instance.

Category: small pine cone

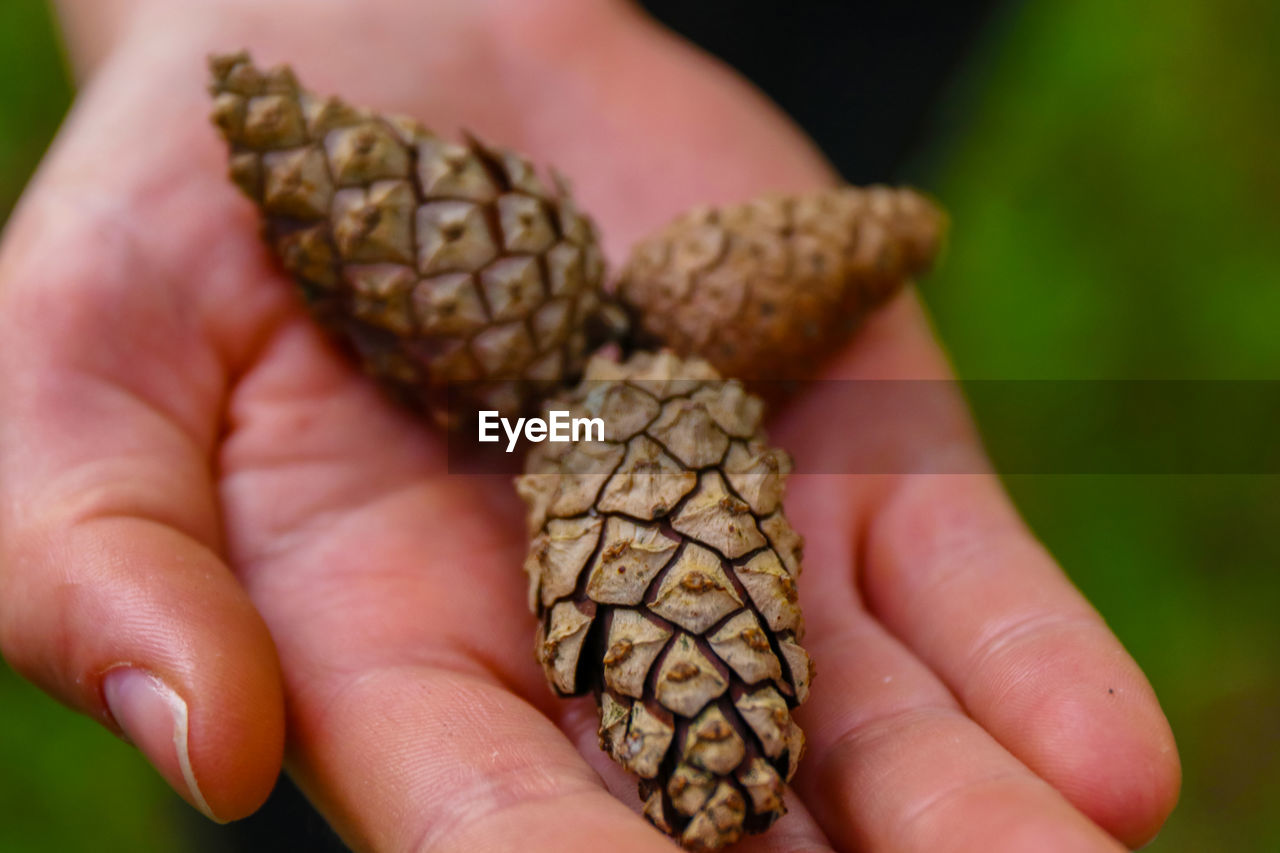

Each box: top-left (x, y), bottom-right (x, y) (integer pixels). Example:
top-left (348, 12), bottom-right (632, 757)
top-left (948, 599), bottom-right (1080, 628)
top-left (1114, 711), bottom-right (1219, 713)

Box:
top-left (617, 187), bottom-right (946, 382)
top-left (207, 51), bottom-right (607, 423)
top-left (517, 351), bottom-right (812, 851)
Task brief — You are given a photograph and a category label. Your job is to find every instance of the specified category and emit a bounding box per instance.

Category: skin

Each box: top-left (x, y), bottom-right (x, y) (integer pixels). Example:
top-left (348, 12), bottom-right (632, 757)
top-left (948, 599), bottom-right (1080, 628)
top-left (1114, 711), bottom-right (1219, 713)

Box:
top-left (1, 0), bottom-right (1179, 850)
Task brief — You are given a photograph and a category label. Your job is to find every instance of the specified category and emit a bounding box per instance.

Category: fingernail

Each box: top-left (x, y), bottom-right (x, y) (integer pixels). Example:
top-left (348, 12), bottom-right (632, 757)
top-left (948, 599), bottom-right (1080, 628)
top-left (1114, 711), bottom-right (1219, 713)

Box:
top-left (103, 667), bottom-right (222, 822)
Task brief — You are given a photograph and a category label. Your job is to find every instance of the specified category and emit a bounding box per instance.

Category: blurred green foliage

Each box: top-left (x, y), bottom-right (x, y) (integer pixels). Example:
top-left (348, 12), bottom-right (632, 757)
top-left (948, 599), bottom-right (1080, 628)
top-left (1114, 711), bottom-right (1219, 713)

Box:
top-left (0, 0), bottom-right (1276, 850)
top-left (0, 1), bottom-right (70, 221)
top-left (921, 0), bottom-right (1280, 850)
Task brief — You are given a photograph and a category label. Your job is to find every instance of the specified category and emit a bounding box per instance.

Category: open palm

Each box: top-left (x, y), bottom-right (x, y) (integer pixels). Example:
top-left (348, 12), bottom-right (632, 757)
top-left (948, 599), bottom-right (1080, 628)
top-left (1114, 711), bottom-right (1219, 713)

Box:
top-left (0, 2), bottom-right (1177, 850)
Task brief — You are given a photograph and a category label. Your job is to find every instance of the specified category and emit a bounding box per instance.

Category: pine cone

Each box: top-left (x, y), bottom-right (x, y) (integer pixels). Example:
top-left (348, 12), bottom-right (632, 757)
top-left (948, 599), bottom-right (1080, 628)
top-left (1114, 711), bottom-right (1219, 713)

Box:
top-left (207, 52), bottom-right (607, 423)
top-left (517, 351), bottom-right (812, 851)
top-left (616, 187), bottom-right (946, 382)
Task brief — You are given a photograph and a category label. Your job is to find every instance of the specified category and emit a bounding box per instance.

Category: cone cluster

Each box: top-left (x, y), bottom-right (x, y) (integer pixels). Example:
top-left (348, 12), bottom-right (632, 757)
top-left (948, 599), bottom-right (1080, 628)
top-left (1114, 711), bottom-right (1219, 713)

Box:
top-left (517, 352), bottom-right (811, 850)
top-left (210, 51), bottom-right (942, 850)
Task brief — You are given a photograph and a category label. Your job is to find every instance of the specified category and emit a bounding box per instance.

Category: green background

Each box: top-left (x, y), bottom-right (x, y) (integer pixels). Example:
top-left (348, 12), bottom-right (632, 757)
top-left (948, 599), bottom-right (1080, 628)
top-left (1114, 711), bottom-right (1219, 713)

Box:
top-left (1, 0), bottom-right (1276, 850)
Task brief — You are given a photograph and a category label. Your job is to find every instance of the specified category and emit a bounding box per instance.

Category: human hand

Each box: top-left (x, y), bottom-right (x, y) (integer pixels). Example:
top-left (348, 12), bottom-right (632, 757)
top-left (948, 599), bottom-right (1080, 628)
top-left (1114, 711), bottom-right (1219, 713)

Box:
top-left (0, 1), bottom-right (1178, 849)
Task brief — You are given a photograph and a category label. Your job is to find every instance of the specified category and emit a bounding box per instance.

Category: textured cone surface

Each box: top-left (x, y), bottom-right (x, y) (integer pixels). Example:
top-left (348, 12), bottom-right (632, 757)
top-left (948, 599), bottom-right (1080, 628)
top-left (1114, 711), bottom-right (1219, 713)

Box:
top-left (208, 51), bottom-right (607, 422)
top-left (617, 187), bottom-right (946, 382)
top-left (517, 352), bottom-right (812, 851)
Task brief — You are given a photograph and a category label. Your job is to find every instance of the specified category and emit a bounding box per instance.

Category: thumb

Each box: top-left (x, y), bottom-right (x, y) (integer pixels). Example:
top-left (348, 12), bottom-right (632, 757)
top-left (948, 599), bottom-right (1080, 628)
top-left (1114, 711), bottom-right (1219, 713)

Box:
top-left (0, 178), bottom-right (284, 823)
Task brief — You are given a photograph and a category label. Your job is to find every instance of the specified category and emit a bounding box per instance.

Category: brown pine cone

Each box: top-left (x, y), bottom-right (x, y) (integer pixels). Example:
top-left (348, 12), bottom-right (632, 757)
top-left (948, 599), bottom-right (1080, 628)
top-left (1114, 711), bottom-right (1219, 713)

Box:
top-left (207, 51), bottom-right (607, 423)
top-left (616, 187), bottom-right (946, 382)
top-left (517, 351), bottom-right (811, 851)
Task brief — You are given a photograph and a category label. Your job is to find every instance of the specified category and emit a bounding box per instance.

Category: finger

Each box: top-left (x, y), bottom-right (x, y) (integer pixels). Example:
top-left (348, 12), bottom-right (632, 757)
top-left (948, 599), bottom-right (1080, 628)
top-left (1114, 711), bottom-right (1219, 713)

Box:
top-left (863, 472), bottom-right (1180, 846)
top-left (781, 484), bottom-right (1127, 852)
top-left (776, 295), bottom-right (1180, 845)
top-left (0, 180), bottom-right (285, 820)
top-left (282, 661), bottom-right (677, 853)
top-left (799, 617), bottom-right (1126, 852)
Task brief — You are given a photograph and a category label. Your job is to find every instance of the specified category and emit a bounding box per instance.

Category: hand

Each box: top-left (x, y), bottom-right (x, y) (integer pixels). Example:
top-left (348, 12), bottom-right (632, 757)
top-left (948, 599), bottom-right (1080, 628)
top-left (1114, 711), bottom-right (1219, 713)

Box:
top-left (0, 1), bottom-right (1179, 849)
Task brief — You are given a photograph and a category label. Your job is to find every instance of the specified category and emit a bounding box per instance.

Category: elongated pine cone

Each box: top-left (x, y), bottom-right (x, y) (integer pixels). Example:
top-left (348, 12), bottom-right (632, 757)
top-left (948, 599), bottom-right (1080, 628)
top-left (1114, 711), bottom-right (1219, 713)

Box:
top-left (208, 52), bottom-right (607, 422)
top-left (617, 187), bottom-right (946, 381)
top-left (517, 351), bottom-right (811, 851)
